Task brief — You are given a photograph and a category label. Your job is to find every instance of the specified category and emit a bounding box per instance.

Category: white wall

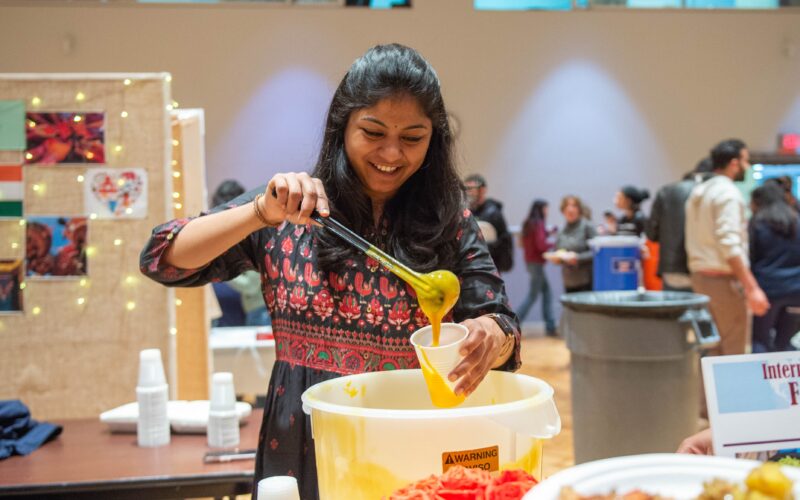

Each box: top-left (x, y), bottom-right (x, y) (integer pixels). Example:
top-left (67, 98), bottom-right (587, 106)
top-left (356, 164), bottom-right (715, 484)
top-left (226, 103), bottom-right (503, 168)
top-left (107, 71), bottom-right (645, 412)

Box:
top-left (2, 1), bottom-right (799, 309)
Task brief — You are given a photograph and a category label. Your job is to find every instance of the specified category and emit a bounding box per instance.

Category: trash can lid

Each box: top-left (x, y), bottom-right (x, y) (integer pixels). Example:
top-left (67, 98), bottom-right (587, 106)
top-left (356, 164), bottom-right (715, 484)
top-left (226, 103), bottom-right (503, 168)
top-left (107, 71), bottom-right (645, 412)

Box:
top-left (561, 290), bottom-right (709, 316)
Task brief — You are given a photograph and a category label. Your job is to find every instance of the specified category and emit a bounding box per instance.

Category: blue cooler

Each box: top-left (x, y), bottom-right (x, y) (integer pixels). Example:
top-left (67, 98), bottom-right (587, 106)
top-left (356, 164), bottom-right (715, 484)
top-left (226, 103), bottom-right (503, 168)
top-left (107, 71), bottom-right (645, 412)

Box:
top-left (590, 236), bottom-right (641, 291)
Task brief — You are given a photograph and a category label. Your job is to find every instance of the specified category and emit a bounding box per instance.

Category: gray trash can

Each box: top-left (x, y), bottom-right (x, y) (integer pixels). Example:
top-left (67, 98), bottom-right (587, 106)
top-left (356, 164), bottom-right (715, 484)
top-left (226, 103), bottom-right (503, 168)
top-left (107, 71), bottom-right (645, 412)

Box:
top-left (560, 290), bottom-right (719, 464)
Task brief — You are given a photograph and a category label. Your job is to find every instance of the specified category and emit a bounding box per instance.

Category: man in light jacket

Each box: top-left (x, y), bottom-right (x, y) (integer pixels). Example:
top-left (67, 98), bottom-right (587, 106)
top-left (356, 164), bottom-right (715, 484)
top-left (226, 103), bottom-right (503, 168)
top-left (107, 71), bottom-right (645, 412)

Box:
top-left (685, 139), bottom-right (769, 356)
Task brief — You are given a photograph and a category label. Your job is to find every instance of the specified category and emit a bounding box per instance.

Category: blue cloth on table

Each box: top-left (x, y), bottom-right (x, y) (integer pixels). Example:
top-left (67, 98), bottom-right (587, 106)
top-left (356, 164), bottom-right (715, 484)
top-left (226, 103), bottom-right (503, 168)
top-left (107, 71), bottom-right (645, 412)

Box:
top-left (0, 400), bottom-right (62, 459)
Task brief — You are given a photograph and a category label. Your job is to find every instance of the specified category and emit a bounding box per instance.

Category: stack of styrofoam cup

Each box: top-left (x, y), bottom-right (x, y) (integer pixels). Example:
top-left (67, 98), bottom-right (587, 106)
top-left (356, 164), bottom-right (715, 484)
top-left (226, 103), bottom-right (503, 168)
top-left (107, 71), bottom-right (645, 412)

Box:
top-left (207, 372), bottom-right (239, 448)
top-left (136, 348), bottom-right (170, 447)
top-left (257, 476), bottom-right (300, 500)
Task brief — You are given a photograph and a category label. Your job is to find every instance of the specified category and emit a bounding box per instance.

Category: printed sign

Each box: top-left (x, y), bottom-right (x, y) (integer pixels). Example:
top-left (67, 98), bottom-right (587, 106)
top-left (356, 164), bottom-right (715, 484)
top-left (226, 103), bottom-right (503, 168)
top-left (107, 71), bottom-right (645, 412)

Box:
top-left (442, 445), bottom-right (499, 473)
top-left (611, 257), bottom-right (636, 274)
top-left (703, 352), bottom-right (800, 459)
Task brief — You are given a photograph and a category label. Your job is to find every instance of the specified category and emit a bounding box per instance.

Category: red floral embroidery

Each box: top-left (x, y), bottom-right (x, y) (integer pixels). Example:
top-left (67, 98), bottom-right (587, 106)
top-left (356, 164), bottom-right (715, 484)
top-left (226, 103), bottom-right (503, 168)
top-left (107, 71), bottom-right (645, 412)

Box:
top-left (270, 438), bottom-right (279, 450)
top-left (329, 271), bottom-right (347, 292)
top-left (413, 307), bottom-right (429, 327)
top-left (264, 254), bottom-right (280, 280)
top-left (289, 284), bottom-right (309, 312)
top-left (312, 289), bottom-right (334, 320)
top-left (304, 262), bottom-right (321, 286)
top-left (337, 293), bottom-right (362, 323)
top-left (264, 282), bottom-right (276, 309)
top-left (342, 351), bottom-right (365, 372)
top-left (354, 272), bottom-right (373, 296)
top-left (283, 258), bottom-right (297, 282)
top-left (365, 297), bottom-right (385, 326)
top-left (388, 299), bottom-right (411, 328)
top-left (380, 276), bottom-right (398, 300)
top-left (281, 236), bottom-right (294, 255)
top-left (276, 281), bottom-right (288, 311)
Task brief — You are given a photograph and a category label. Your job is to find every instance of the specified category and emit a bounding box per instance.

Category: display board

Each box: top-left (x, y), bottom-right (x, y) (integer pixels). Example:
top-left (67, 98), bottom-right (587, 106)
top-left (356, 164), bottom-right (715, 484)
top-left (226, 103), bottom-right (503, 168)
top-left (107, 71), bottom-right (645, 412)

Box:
top-left (0, 74), bottom-right (174, 419)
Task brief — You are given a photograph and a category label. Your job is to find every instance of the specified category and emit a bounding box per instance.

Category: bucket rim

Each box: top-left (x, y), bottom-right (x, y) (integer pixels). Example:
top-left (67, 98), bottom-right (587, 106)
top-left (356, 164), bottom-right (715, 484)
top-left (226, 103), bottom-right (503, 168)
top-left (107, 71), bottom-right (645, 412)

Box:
top-left (300, 370), bottom-right (555, 420)
top-left (561, 290), bottom-right (709, 314)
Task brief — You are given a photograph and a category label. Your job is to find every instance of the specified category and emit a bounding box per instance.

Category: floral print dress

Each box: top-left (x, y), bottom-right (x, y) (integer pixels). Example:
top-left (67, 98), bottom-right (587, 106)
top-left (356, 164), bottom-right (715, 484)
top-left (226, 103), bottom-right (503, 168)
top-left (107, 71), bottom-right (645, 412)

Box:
top-left (140, 188), bottom-right (521, 500)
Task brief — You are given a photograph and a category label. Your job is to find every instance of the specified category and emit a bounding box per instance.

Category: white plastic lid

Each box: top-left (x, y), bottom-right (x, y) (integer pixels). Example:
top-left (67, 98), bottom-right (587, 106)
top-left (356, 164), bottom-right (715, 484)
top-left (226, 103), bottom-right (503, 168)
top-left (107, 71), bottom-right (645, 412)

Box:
top-left (258, 476), bottom-right (300, 500)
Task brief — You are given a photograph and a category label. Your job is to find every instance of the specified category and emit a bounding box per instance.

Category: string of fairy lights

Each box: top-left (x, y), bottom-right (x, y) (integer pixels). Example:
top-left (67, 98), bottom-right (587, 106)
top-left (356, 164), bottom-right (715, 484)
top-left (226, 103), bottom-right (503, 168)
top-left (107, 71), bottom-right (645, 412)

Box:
top-left (1, 74), bottom-right (182, 333)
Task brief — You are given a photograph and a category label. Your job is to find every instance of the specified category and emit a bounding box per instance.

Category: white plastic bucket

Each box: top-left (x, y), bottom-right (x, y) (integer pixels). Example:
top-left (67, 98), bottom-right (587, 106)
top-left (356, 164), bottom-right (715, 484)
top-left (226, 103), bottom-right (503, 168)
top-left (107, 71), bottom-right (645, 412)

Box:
top-left (301, 369), bottom-right (561, 500)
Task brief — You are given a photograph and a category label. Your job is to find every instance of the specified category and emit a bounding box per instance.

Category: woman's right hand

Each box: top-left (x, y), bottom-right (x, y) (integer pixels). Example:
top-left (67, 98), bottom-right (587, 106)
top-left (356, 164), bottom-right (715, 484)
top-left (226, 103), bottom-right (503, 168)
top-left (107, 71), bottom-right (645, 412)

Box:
top-left (260, 172), bottom-right (330, 226)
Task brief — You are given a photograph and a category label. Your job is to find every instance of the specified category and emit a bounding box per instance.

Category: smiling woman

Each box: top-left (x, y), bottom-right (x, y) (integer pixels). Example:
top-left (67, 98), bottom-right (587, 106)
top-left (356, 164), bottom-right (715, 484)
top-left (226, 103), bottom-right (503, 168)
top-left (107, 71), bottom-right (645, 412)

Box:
top-left (140, 43), bottom-right (522, 500)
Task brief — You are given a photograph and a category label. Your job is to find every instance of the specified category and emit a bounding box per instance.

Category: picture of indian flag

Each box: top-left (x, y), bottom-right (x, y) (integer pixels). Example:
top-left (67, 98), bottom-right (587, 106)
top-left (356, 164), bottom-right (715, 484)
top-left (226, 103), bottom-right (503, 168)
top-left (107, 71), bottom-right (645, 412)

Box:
top-left (0, 165), bottom-right (23, 218)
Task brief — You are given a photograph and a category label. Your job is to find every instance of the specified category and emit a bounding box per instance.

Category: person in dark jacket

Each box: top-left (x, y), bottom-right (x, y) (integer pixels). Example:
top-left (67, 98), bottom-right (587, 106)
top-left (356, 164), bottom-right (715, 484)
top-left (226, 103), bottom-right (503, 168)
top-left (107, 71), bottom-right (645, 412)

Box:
top-left (749, 183), bottom-right (800, 352)
top-left (516, 199), bottom-right (557, 336)
top-left (464, 174), bottom-right (513, 272)
top-left (646, 158), bottom-right (713, 291)
top-left (614, 185), bottom-right (650, 236)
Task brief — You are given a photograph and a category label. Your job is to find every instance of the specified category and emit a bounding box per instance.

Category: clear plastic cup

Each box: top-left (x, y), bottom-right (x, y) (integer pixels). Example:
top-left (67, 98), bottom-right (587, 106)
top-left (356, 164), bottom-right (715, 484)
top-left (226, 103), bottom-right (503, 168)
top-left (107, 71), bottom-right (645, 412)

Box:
top-left (210, 372), bottom-right (236, 412)
top-left (409, 323), bottom-right (469, 408)
top-left (257, 475), bottom-right (300, 500)
top-left (138, 349), bottom-right (166, 388)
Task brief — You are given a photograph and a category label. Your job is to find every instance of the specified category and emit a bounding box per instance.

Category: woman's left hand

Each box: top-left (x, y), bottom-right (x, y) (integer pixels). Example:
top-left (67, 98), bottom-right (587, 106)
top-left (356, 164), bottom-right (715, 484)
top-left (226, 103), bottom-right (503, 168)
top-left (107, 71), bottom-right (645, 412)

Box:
top-left (447, 316), bottom-right (507, 397)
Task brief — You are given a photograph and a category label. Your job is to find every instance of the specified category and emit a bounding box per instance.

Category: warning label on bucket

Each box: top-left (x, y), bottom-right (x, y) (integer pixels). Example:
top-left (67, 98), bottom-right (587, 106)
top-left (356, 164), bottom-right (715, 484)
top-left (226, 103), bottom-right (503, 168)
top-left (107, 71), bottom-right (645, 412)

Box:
top-left (441, 445), bottom-right (499, 473)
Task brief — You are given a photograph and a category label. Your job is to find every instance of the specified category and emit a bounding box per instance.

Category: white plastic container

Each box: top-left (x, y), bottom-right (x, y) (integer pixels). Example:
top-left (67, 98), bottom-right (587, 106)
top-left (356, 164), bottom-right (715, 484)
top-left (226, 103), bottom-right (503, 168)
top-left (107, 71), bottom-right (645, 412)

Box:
top-left (257, 476), bottom-right (301, 500)
top-left (136, 349), bottom-right (170, 447)
top-left (302, 370), bottom-right (561, 500)
top-left (208, 372), bottom-right (240, 448)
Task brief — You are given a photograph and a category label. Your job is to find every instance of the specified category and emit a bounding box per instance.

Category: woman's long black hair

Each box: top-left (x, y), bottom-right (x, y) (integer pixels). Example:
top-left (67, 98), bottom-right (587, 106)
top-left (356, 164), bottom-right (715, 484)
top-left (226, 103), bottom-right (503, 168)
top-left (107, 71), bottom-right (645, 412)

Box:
top-left (312, 44), bottom-right (462, 273)
top-left (522, 199), bottom-right (548, 237)
top-left (751, 183), bottom-right (798, 239)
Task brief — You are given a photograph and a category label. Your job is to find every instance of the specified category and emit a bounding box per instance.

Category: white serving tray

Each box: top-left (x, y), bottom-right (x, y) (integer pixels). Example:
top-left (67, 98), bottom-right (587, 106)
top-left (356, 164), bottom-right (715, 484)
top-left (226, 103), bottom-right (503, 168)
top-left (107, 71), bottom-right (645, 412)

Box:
top-left (524, 453), bottom-right (800, 499)
top-left (100, 400), bottom-right (253, 434)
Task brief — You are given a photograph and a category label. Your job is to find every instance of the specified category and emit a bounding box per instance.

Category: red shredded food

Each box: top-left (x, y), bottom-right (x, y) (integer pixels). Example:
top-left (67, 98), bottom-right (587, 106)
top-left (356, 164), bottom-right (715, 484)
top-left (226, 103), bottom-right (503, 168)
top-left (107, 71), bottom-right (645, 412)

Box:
top-left (389, 466), bottom-right (539, 500)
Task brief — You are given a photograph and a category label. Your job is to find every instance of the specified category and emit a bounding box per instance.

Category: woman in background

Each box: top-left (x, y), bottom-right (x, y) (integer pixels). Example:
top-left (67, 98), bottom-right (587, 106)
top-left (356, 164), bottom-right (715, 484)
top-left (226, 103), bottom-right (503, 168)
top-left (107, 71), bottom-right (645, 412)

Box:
top-left (749, 183), bottom-right (800, 352)
top-left (552, 195), bottom-right (596, 293)
top-left (614, 185), bottom-right (650, 236)
top-left (516, 199), bottom-right (557, 336)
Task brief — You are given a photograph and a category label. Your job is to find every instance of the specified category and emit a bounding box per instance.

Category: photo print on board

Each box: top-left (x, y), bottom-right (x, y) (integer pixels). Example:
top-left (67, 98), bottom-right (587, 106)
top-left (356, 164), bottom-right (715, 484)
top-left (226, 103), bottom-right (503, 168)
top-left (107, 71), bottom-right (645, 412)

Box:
top-left (25, 112), bottom-right (105, 165)
top-left (84, 168), bottom-right (148, 219)
top-left (25, 216), bottom-right (88, 278)
top-left (0, 260), bottom-right (24, 313)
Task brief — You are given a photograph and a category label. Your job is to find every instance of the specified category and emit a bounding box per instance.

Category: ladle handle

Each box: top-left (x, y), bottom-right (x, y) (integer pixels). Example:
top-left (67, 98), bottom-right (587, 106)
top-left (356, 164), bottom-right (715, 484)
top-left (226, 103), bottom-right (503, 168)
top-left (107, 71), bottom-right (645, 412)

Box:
top-left (310, 211), bottom-right (371, 254)
top-left (268, 186), bottom-right (431, 293)
top-left (310, 211), bottom-right (432, 293)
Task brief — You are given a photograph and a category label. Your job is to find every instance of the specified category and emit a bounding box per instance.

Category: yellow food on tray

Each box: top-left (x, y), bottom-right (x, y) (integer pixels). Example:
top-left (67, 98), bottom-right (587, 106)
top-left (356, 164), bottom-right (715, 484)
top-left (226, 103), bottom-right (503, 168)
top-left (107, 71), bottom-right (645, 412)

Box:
top-left (559, 463), bottom-right (795, 500)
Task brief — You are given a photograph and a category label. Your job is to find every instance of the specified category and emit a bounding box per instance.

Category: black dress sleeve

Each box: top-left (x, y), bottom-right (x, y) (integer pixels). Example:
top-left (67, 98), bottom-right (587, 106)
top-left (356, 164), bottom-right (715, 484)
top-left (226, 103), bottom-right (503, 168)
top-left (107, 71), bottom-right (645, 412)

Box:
top-left (139, 187), bottom-right (269, 287)
top-left (451, 209), bottom-right (522, 372)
